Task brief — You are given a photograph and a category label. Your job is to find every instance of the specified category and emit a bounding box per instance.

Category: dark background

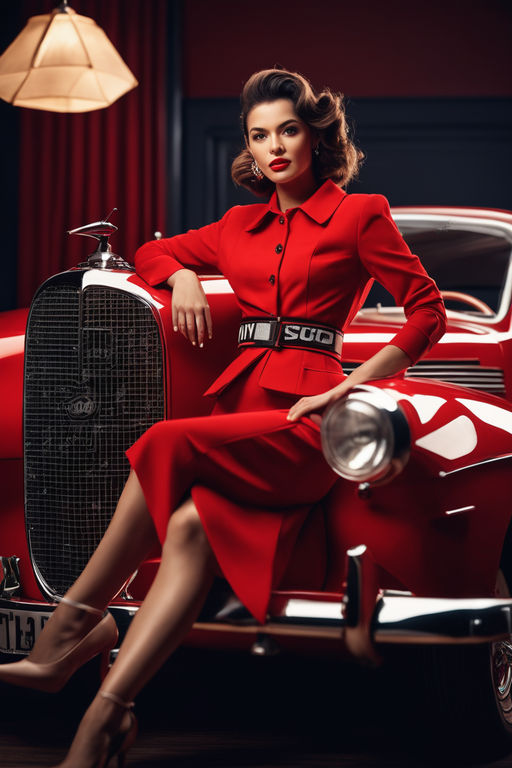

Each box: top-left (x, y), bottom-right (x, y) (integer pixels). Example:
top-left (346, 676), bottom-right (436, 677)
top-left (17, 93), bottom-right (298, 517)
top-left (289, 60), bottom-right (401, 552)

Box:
top-left (1, 0), bottom-right (511, 312)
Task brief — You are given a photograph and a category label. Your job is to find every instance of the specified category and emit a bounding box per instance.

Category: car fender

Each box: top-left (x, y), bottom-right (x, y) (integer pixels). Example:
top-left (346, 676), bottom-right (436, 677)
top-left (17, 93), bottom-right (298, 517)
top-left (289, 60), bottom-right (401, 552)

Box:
top-left (0, 308), bottom-right (27, 459)
top-left (323, 377), bottom-right (512, 598)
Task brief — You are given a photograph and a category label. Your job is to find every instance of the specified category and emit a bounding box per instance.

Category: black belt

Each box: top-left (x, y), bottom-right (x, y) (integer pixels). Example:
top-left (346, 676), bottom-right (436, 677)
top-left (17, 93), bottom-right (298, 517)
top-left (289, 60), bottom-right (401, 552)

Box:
top-left (238, 317), bottom-right (343, 358)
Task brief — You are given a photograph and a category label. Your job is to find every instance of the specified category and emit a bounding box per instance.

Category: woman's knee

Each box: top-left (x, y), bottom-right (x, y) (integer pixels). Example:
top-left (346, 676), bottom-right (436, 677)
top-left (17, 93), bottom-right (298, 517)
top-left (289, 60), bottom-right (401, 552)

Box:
top-left (164, 498), bottom-right (209, 552)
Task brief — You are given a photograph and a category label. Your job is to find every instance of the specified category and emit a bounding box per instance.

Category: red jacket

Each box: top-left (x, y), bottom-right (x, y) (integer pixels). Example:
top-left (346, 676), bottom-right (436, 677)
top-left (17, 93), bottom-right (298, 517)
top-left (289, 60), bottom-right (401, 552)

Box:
top-left (134, 180), bottom-right (447, 398)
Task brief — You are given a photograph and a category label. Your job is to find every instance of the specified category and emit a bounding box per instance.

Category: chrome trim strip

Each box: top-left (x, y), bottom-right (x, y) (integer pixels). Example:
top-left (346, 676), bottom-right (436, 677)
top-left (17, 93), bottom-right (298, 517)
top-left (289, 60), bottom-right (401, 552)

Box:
top-left (197, 594), bottom-right (512, 645)
top-left (4, 591), bottom-right (512, 653)
top-left (445, 505), bottom-right (475, 516)
top-left (439, 454), bottom-right (512, 477)
top-left (408, 371), bottom-right (504, 376)
top-left (0, 557), bottom-right (21, 598)
top-left (82, 269), bottom-right (164, 309)
top-left (191, 622), bottom-right (343, 640)
top-left (409, 363), bottom-right (496, 369)
top-left (275, 598), bottom-right (342, 624)
top-left (342, 362), bottom-right (506, 396)
top-left (343, 544), bottom-right (381, 662)
top-left (374, 595), bottom-right (512, 644)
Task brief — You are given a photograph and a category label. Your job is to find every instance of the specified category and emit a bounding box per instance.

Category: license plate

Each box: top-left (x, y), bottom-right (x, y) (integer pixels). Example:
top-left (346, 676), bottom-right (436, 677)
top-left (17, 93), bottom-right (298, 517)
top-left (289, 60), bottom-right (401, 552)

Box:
top-left (0, 607), bottom-right (52, 654)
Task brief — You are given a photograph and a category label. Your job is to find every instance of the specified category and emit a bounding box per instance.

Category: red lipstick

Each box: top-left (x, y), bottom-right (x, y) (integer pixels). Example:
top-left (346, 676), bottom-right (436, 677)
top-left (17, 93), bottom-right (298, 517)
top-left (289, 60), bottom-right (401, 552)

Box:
top-left (269, 159), bottom-right (290, 171)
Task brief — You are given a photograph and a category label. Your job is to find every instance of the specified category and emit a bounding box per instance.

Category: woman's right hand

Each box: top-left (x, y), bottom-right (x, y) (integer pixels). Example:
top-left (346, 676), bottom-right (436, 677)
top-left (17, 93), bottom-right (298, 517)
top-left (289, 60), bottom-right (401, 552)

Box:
top-left (167, 269), bottom-right (213, 347)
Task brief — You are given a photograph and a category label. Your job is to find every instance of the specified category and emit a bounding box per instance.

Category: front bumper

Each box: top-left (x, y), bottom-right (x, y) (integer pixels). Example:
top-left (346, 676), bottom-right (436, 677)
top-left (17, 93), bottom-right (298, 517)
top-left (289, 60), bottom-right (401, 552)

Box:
top-left (2, 546), bottom-right (511, 662)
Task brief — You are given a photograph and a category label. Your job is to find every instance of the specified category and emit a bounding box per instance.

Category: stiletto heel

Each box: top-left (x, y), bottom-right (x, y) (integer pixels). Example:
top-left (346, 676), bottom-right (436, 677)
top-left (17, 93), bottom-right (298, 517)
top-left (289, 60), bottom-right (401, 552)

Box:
top-left (50, 690), bottom-right (138, 768)
top-left (0, 600), bottom-right (118, 692)
top-left (100, 647), bottom-right (113, 682)
top-left (100, 691), bottom-right (138, 768)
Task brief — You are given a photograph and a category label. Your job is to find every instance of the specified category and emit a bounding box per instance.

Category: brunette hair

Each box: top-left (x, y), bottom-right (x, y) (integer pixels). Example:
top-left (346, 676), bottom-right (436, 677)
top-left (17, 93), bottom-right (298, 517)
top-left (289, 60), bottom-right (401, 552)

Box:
top-left (231, 68), bottom-right (364, 196)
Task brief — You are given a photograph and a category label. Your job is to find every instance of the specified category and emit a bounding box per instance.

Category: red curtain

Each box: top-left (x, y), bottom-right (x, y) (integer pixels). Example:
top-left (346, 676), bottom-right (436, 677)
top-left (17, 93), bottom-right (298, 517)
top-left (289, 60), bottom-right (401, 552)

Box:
top-left (17, 0), bottom-right (167, 308)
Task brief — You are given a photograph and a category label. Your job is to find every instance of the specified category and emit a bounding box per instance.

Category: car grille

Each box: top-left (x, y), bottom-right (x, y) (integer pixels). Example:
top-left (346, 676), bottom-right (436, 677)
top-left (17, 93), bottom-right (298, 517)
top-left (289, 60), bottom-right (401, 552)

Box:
top-left (343, 359), bottom-right (506, 397)
top-left (24, 280), bottom-right (165, 598)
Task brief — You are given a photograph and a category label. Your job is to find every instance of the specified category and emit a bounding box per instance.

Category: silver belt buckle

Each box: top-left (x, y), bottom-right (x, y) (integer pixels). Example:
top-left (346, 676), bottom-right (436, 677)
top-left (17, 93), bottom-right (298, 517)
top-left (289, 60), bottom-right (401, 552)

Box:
top-left (268, 319), bottom-right (280, 347)
top-left (239, 319), bottom-right (280, 347)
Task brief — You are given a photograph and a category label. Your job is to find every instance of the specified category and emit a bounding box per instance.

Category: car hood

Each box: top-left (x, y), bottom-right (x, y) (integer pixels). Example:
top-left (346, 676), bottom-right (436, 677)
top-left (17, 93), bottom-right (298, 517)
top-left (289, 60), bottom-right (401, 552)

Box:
top-left (344, 309), bottom-right (508, 378)
top-left (349, 308), bottom-right (502, 338)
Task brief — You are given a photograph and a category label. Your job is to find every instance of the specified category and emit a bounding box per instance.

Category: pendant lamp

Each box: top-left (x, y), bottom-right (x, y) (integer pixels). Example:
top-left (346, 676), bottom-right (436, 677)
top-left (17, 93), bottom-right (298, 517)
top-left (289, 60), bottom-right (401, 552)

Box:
top-left (0, 0), bottom-right (138, 113)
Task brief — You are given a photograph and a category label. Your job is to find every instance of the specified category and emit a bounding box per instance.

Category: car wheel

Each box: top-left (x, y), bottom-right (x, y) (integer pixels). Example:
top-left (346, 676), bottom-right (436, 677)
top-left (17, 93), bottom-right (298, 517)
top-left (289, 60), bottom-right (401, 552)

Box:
top-left (492, 639), bottom-right (512, 728)
top-left (417, 571), bottom-right (512, 759)
top-left (417, 642), bottom-right (512, 760)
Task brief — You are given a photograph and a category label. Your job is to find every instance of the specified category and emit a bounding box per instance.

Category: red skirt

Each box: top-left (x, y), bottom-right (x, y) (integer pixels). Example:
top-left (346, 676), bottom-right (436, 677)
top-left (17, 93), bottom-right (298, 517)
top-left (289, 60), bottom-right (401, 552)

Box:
top-left (125, 360), bottom-right (337, 623)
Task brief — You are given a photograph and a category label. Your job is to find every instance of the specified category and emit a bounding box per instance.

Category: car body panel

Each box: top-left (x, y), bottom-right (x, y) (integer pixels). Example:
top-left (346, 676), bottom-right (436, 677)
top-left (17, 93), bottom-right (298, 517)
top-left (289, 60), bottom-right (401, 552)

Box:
top-left (1, 206), bottom-right (512, 664)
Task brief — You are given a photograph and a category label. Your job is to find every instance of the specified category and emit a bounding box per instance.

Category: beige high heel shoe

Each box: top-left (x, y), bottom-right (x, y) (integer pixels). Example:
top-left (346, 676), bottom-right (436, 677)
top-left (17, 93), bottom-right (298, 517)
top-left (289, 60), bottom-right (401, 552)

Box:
top-left (54, 691), bottom-right (138, 768)
top-left (98, 691), bottom-right (138, 768)
top-left (0, 596), bottom-right (118, 693)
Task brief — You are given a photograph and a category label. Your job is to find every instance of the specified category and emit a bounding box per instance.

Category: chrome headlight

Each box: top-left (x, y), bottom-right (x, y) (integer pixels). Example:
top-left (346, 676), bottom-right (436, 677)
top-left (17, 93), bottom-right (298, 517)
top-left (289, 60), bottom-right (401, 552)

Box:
top-left (321, 386), bottom-right (410, 483)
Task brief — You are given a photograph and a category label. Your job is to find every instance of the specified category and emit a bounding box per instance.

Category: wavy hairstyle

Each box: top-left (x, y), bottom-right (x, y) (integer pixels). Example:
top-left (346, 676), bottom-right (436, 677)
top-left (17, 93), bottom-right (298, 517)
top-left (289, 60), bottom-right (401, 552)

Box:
top-left (231, 68), bottom-right (364, 196)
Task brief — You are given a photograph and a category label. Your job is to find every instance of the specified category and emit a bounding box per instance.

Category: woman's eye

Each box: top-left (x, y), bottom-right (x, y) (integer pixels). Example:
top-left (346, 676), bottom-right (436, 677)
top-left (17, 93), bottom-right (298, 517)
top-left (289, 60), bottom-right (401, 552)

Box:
top-left (252, 133), bottom-right (266, 141)
top-left (284, 126), bottom-right (298, 135)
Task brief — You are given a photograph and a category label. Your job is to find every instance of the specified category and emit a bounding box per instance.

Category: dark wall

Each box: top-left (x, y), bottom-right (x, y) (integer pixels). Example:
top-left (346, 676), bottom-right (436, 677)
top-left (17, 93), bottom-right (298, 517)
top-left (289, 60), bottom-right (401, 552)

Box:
top-left (183, 97), bottom-right (512, 231)
top-left (1, 0), bottom-right (511, 310)
top-left (182, 0), bottom-right (512, 99)
top-left (179, 0), bottom-right (512, 230)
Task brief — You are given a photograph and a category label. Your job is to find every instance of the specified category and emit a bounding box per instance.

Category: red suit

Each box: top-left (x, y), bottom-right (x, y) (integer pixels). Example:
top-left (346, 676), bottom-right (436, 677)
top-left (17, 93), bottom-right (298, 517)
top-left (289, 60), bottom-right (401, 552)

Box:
top-left (127, 180), bottom-right (446, 622)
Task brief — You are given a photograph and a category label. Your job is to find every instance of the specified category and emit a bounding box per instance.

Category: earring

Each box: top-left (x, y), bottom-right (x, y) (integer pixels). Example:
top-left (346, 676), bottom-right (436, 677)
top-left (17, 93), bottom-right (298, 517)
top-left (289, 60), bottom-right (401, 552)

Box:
top-left (314, 145), bottom-right (320, 157)
top-left (251, 159), bottom-right (264, 179)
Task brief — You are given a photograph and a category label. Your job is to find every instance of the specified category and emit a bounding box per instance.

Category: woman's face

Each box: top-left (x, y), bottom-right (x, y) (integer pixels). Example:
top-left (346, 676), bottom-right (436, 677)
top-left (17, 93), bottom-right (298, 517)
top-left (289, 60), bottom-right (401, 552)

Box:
top-left (246, 98), bottom-right (315, 188)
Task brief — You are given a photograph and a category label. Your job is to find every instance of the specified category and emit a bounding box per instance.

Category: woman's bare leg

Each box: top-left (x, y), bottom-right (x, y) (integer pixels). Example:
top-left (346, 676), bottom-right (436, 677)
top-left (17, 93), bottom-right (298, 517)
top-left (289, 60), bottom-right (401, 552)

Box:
top-left (28, 470), bottom-right (159, 664)
top-left (53, 497), bottom-right (217, 767)
top-left (105, 496), bottom-right (216, 696)
top-left (66, 470), bottom-right (158, 608)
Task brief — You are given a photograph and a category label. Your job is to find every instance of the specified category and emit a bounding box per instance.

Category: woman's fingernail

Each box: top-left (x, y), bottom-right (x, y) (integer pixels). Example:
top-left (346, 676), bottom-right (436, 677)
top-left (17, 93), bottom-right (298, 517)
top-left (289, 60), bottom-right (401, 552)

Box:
top-left (192, 341), bottom-right (196, 346)
top-left (173, 326), bottom-right (178, 332)
top-left (199, 343), bottom-right (204, 348)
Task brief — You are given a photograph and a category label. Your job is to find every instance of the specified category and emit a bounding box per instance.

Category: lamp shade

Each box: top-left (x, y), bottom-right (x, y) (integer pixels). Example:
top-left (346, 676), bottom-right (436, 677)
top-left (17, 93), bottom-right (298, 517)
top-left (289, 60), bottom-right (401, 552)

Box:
top-left (0, 4), bottom-right (138, 113)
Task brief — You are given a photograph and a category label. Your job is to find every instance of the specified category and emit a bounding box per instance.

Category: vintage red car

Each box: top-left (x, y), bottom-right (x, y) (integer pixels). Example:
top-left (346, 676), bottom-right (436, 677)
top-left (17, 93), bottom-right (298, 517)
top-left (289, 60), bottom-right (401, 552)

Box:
top-left (2, 205), bottom-right (512, 753)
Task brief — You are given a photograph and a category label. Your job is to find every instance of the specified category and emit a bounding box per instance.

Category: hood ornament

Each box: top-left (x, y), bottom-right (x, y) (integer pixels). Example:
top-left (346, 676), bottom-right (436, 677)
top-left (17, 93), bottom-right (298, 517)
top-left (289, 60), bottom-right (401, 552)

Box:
top-left (68, 208), bottom-right (134, 270)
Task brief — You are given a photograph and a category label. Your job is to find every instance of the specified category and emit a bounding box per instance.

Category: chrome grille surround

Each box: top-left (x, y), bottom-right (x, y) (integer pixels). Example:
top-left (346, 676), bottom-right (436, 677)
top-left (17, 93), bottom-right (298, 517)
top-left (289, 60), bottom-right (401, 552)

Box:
top-left (24, 273), bottom-right (165, 598)
top-left (343, 359), bottom-right (506, 397)
top-left (405, 359), bottom-right (506, 396)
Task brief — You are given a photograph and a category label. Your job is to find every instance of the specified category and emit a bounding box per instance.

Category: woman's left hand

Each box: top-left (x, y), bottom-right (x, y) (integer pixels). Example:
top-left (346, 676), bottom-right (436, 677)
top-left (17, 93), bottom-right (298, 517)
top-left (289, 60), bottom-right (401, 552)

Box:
top-left (287, 387), bottom-right (346, 422)
top-left (287, 345), bottom-right (412, 422)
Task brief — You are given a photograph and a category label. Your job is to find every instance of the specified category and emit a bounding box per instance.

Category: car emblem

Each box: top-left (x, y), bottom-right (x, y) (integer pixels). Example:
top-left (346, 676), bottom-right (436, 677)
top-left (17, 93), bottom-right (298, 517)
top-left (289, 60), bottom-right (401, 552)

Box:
top-left (65, 395), bottom-right (98, 420)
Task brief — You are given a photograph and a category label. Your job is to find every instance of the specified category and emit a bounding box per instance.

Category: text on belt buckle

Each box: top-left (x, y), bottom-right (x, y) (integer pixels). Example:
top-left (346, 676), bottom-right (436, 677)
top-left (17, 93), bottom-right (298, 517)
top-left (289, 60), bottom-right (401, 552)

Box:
top-left (279, 322), bottom-right (339, 352)
top-left (238, 319), bottom-right (280, 347)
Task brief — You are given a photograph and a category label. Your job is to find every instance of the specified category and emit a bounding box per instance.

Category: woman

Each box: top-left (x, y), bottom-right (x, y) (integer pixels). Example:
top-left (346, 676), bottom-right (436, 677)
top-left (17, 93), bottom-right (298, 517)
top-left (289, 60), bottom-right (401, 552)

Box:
top-left (0, 68), bottom-right (446, 766)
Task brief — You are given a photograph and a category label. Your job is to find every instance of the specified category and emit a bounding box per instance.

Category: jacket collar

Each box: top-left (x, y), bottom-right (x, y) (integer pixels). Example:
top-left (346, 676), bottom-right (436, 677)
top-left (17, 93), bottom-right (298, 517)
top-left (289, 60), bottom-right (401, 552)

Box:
top-left (244, 179), bottom-right (346, 232)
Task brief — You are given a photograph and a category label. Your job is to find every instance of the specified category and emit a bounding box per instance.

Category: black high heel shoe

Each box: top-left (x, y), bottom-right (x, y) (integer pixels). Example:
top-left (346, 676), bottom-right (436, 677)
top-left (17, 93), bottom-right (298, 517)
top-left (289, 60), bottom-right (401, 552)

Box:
top-left (0, 596), bottom-right (118, 692)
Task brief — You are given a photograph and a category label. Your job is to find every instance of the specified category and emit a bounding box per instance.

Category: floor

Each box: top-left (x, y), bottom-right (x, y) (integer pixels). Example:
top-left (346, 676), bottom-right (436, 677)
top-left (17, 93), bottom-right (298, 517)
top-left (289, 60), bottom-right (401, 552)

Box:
top-left (2, 646), bottom-right (512, 768)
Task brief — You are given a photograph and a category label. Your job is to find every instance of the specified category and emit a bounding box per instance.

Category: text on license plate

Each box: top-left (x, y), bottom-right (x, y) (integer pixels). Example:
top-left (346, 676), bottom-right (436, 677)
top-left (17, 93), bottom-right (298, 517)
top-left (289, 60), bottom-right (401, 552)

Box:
top-left (0, 608), bottom-right (52, 654)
